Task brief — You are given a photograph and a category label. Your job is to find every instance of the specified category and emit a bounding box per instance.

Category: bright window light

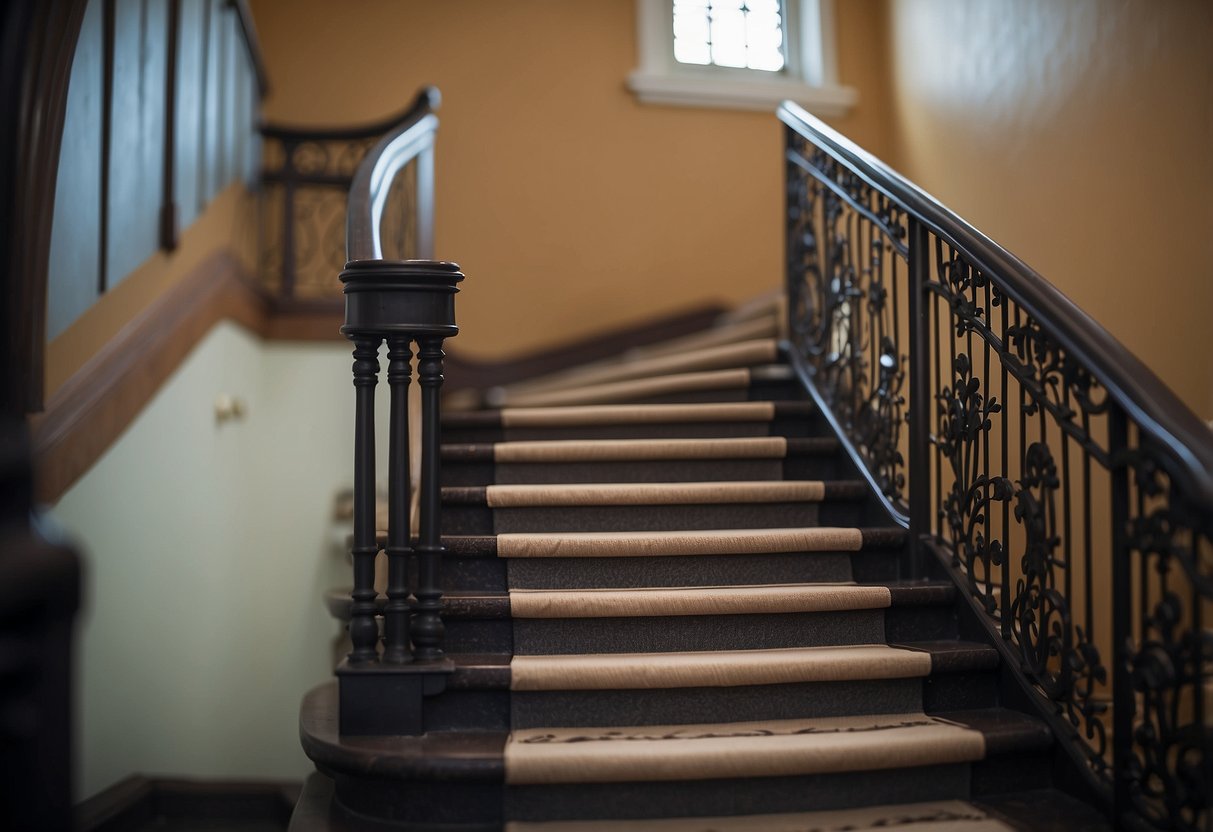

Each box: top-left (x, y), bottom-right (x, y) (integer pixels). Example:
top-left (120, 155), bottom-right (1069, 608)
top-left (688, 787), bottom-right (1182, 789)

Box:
top-left (672, 0), bottom-right (786, 72)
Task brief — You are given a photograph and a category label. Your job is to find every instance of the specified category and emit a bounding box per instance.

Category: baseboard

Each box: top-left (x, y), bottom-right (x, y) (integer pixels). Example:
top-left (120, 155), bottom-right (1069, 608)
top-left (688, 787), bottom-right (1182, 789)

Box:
top-left (75, 775), bottom-right (301, 832)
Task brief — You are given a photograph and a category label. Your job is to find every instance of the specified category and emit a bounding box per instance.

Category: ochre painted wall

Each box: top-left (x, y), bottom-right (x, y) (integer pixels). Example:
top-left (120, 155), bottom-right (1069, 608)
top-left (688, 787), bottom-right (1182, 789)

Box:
top-left (248, 0), bottom-right (892, 361)
top-left (884, 0), bottom-right (1213, 417)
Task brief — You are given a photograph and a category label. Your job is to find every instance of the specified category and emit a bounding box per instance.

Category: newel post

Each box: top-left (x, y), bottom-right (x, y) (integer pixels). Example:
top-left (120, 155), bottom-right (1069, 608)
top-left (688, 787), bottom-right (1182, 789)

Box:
top-left (336, 260), bottom-right (464, 736)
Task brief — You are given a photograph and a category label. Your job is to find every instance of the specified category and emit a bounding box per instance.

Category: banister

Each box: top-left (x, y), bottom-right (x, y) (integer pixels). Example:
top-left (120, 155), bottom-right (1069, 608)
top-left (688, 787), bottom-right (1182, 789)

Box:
top-left (332, 85), bottom-right (461, 737)
top-left (780, 99), bottom-right (1211, 831)
top-left (778, 101), bottom-right (1213, 511)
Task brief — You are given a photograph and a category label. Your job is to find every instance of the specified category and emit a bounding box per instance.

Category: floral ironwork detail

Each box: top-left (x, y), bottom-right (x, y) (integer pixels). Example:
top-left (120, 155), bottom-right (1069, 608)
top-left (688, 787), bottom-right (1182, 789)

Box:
top-left (932, 353), bottom-right (1012, 611)
top-left (1010, 442), bottom-right (1109, 773)
top-left (786, 139), bottom-right (909, 513)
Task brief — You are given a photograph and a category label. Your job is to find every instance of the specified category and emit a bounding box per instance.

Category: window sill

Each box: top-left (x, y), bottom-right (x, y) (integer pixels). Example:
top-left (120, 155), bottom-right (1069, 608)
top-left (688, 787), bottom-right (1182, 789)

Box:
top-left (627, 70), bottom-right (857, 116)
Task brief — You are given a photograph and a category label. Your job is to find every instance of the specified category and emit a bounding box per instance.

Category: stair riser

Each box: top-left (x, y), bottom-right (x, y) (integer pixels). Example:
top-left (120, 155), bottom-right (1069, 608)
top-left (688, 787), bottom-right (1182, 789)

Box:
top-left (505, 764), bottom-right (972, 822)
top-left (512, 673), bottom-right (999, 729)
top-left (333, 776), bottom-right (502, 830)
top-left (442, 457), bottom-right (841, 487)
top-left (513, 678), bottom-right (919, 729)
top-left (441, 417), bottom-right (820, 444)
top-left (381, 548), bottom-right (899, 594)
top-left (511, 609), bottom-right (955, 655)
top-left (443, 503), bottom-right (869, 535)
top-left (421, 671), bottom-right (1000, 734)
top-left (505, 552), bottom-right (856, 590)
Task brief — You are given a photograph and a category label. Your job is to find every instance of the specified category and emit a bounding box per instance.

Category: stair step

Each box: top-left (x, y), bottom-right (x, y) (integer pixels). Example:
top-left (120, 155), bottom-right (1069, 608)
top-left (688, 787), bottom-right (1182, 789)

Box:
top-left (450, 527), bottom-right (906, 558)
top-left (496, 365), bottom-right (796, 408)
top-left (503, 711), bottom-right (1000, 785)
top-left (507, 582), bottom-right (895, 619)
top-left (446, 481), bottom-right (865, 507)
top-left (441, 582), bottom-right (958, 655)
top-left (442, 481), bottom-right (869, 534)
top-left (510, 644), bottom-right (933, 690)
top-left (619, 312), bottom-right (780, 362)
top-left (498, 338), bottom-right (781, 398)
top-left (443, 436), bottom-right (838, 463)
top-left (442, 436), bottom-right (842, 486)
top-left (509, 641), bottom-right (998, 691)
top-left (508, 639), bottom-right (999, 728)
top-left (504, 799), bottom-right (1018, 831)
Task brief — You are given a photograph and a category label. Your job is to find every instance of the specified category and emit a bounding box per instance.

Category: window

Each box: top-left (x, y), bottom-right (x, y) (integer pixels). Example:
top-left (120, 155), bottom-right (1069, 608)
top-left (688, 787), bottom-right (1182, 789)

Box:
top-left (628, 0), bottom-right (856, 114)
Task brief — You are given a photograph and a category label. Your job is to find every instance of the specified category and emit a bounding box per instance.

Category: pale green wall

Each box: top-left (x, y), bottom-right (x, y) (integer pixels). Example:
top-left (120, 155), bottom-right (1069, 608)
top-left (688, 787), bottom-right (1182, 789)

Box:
top-left (53, 321), bottom-right (360, 799)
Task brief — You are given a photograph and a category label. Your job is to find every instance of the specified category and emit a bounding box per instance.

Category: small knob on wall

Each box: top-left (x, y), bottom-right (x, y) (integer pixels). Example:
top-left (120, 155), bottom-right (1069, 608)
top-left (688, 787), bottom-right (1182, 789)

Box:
top-left (214, 393), bottom-right (247, 424)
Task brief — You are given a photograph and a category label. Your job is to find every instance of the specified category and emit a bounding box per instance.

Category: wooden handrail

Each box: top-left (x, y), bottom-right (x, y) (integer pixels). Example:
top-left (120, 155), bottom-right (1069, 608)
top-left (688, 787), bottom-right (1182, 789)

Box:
top-left (345, 86), bottom-right (440, 262)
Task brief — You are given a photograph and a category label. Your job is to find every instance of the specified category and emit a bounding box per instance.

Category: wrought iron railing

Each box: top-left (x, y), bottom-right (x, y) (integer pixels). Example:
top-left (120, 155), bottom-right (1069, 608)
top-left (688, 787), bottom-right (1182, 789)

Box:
top-left (258, 86), bottom-right (437, 307)
top-left (780, 101), bottom-right (1212, 832)
top-left (332, 85), bottom-right (463, 736)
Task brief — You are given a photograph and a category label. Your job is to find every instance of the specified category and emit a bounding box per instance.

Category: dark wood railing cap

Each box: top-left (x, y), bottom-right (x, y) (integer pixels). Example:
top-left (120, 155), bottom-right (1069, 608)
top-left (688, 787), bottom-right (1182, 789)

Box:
top-left (340, 260), bottom-right (464, 338)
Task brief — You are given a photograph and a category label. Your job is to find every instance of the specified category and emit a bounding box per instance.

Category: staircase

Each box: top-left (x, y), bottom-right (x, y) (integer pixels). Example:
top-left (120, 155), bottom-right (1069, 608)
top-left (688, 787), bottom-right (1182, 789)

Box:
top-left (292, 94), bottom-right (1213, 832)
top-left (299, 298), bottom-right (1112, 830)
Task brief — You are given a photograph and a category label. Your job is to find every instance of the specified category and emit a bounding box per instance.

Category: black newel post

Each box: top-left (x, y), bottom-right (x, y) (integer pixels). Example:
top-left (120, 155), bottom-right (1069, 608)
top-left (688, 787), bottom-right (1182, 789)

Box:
top-left (348, 335), bottom-right (381, 664)
top-left (337, 260), bottom-right (463, 735)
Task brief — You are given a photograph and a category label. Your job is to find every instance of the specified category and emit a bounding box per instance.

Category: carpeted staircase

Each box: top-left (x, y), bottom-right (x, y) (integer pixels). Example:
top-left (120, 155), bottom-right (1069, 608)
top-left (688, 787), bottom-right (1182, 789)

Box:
top-left (304, 295), bottom-right (1110, 831)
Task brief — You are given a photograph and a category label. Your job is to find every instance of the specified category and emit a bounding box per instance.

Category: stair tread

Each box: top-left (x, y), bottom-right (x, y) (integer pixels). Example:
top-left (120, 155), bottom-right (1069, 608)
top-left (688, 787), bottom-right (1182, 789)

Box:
top-left (442, 400), bottom-right (816, 429)
top-left (444, 480), bottom-right (867, 507)
top-left (442, 436), bottom-right (839, 463)
top-left (440, 581), bottom-right (954, 620)
top-left (509, 644), bottom-right (934, 690)
top-left (497, 364), bottom-right (793, 408)
top-left (444, 526), bottom-right (906, 557)
top-left (498, 338), bottom-right (781, 397)
top-left (503, 711), bottom-right (990, 785)
top-left (504, 799), bottom-right (1018, 831)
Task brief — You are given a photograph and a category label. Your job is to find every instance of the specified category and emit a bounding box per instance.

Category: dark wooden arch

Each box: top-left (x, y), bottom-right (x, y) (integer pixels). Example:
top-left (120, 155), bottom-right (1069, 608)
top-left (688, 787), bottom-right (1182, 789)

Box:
top-left (2, 0), bottom-right (90, 415)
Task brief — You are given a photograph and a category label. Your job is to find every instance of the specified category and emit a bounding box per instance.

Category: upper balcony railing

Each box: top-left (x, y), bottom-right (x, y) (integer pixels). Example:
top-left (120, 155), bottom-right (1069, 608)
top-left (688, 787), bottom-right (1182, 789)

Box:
top-left (780, 101), bottom-right (1212, 832)
top-left (258, 86), bottom-right (440, 309)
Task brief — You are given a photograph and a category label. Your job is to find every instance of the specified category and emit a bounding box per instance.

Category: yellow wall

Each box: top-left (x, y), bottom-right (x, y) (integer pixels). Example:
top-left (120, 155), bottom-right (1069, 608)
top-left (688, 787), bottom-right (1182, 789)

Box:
top-left (248, 0), bottom-right (892, 361)
top-left (884, 0), bottom-right (1213, 417)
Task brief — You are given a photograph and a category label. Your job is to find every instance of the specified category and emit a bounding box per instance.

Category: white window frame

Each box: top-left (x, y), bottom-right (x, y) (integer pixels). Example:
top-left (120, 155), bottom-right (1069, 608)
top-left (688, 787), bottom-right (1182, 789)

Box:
top-left (627, 0), bottom-right (857, 115)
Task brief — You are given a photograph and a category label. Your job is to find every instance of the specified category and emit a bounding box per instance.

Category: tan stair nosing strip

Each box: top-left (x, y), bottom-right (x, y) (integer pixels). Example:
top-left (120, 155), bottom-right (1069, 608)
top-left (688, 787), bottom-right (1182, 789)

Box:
top-left (498, 401), bottom-right (778, 428)
top-left (510, 644), bottom-right (932, 691)
top-left (504, 712), bottom-right (986, 784)
top-left (503, 799), bottom-right (1014, 831)
top-left (492, 436), bottom-right (789, 463)
top-left (484, 480), bottom-right (825, 508)
top-left (503, 338), bottom-right (780, 396)
top-left (507, 582), bottom-right (892, 618)
top-left (496, 527), bottom-right (865, 558)
top-left (502, 367), bottom-right (753, 408)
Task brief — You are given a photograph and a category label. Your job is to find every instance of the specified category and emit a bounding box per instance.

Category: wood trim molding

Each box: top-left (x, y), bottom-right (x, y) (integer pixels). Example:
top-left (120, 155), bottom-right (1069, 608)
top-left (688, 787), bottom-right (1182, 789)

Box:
top-left (30, 250), bottom-right (267, 504)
